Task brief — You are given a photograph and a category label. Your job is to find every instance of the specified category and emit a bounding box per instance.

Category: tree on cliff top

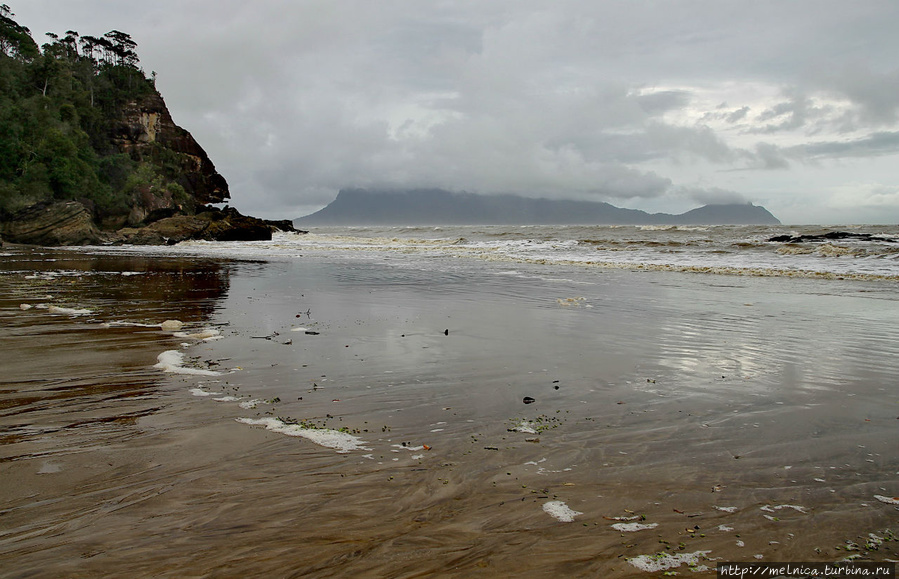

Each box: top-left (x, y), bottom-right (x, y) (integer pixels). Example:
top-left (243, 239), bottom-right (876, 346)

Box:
top-left (0, 4), bottom-right (38, 61)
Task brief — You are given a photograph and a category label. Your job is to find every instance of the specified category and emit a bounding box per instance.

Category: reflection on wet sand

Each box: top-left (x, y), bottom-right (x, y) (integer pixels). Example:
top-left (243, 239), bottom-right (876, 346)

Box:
top-left (1, 250), bottom-right (897, 578)
top-left (0, 247), bottom-right (230, 459)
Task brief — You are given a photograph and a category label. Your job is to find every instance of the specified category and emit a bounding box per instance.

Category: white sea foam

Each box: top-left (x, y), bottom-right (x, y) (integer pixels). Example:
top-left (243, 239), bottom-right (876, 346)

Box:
top-left (542, 500), bottom-right (582, 522)
top-left (160, 320), bottom-right (184, 331)
top-left (154, 350), bottom-right (221, 376)
top-left (611, 522), bottom-right (658, 532)
top-left (37, 461), bottom-right (62, 474)
top-left (760, 504), bottom-right (807, 514)
top-left (714, 506), bottom-right (739, 513)
top-left (238, 399), bottom-right (261, 409)
top-left (236, 417), bottom-right (369, 453)
top-left (174, 328), bottom-right (222, 341)
top-left (628, 551), bottom-right (712, 573)
top-left (189, 388), bottom-right (213, 397)
top-left (874, 495), bottom-right (899, 505)
top-left (47, 305), bottom-right (92, 316)
top-left (392, 444), bottom-right (425, 451)
top-left (510, 419), bottom-right (538, 434)
top-left (105, 321), bottom-right (162, 328)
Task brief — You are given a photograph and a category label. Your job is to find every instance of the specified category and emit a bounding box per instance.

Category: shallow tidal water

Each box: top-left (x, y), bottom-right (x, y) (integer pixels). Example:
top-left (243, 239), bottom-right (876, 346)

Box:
top-left (1, 243), bottom-right (897, 577)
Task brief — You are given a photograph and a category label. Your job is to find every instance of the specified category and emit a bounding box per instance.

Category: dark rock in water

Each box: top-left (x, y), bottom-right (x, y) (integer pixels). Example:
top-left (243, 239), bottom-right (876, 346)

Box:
top-left (266, 218), bottom-right (301, 233)
top-left (0, 201), bottom-right (102, 246)
top-left (523, 396), bottom-right (536, 404)
top-left (768, 231), bottom-right (896, 243)
top-left (202, 207), bottom-right (274, 241)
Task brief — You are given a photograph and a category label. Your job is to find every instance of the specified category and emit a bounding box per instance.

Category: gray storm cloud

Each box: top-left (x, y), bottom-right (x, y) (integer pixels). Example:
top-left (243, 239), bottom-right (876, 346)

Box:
top-left (13, 0), bottom-right (899, 223)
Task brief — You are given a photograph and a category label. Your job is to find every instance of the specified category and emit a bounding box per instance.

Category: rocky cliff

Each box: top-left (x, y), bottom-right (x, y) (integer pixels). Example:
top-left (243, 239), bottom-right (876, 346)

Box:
top-left (0, 90), bottom-right (291, 246)
top-left (112, 93), bottom-right (229, 209)
top-left (0, 15), bottom-right (297, 246)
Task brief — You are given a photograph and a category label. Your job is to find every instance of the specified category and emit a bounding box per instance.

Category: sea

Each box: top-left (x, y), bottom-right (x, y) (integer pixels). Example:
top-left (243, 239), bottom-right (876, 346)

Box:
top-left (94, 223), bottom-right (899, 280)
top-left (1, 223), bottom-right (898, 577)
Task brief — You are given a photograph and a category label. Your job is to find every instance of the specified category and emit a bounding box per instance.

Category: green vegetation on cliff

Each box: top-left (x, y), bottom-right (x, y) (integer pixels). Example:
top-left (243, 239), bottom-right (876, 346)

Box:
top-left (0, 5), bottom-right (225, 223)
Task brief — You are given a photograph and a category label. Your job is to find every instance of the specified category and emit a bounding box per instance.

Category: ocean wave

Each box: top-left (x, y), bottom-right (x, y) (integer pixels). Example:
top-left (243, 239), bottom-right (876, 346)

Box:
top-left (74, 226), bottom-right (899, 281)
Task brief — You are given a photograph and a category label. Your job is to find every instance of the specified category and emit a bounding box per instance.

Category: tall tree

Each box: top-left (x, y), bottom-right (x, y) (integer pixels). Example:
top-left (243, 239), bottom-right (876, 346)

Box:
top-left (0, 5), bottom-right (38, 61)
top-left (103, 30), bottom-right (138, 68)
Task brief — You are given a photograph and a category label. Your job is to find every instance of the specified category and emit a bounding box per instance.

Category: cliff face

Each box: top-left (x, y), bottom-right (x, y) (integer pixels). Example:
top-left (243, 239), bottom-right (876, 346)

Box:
top-left (112, 92), bottom-right (230, 206)
top-left (0, 91), bottom-right (256, 246)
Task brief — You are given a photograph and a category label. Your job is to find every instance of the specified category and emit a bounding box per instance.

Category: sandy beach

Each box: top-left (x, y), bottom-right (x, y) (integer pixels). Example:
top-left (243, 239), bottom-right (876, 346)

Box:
top-left (1, 243), bottom-right (897, 577)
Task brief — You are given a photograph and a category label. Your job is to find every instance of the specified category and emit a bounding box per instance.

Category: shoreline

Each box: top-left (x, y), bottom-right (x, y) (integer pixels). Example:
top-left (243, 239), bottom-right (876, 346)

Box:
top-left (1, 246), bottom-right (897, 577)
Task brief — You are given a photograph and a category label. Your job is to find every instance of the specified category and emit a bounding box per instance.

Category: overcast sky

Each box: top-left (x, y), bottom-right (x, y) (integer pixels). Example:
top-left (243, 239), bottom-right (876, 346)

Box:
top-left (14, 1), bottom-right (899, 224)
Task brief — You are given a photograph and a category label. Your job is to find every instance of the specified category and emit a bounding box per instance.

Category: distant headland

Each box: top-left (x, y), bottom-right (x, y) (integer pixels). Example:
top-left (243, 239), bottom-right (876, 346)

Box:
top-left (296, 188), bottom-right (781, 226)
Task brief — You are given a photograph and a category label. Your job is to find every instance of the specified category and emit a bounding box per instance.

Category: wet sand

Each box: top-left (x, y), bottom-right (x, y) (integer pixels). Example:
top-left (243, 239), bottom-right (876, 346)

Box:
top-left (1, 248), bottom-right (897, 577)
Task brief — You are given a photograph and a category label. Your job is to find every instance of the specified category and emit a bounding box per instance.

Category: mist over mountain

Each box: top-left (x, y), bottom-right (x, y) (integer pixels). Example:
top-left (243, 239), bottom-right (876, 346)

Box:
top-left (296, 189), bottom-right (781, 226)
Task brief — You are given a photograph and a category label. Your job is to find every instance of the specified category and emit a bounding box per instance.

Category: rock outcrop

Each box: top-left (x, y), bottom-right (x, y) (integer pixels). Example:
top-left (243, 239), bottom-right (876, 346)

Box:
top-left (114, 206), bottom-right (286, 245)
top-left (768, 231), bottom-right (895, 243)
top-left (0, 202), bottom-right (103, 246)
top-left (0, 202), bottom-right (297, 246)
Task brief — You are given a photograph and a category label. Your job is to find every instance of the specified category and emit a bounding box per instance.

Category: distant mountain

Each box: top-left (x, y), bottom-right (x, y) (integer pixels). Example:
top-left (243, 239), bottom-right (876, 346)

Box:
top-left (295, 188), bottom-right (781, 226)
